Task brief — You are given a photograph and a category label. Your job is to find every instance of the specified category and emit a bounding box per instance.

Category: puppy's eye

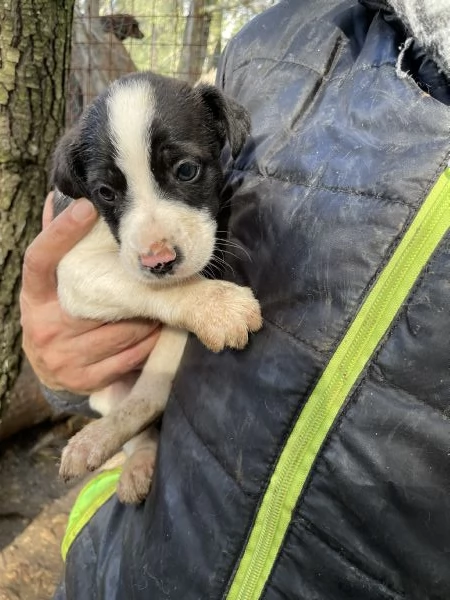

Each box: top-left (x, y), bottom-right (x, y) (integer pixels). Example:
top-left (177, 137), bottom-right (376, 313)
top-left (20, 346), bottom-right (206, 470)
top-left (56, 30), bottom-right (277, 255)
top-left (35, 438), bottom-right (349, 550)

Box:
top-left (97, 185), bottom-right (116, 203)
top-left (174, 161), bottom-right (200, 182)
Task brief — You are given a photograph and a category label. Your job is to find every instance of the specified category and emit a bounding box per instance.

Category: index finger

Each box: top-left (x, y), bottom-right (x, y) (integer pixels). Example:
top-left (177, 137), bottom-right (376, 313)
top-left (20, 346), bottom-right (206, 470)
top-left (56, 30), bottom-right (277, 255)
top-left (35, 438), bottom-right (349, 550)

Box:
top-left (22, 198), bottom-right (98, 303)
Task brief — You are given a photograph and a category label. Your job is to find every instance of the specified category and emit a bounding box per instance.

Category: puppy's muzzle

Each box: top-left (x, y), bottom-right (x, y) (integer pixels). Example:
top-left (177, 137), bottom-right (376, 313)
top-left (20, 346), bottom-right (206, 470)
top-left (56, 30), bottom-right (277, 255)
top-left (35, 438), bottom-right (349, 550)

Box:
top-left (139, 241), bottom-right (179, 276)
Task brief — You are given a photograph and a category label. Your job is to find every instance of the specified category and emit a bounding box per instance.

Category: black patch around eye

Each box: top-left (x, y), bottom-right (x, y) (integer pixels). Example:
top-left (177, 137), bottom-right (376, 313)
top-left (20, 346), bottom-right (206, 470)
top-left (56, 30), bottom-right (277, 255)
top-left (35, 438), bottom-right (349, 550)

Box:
top-left (87, 161), bottom-right (128, 242)
top-left (149, 118), bottom-right (223, 216)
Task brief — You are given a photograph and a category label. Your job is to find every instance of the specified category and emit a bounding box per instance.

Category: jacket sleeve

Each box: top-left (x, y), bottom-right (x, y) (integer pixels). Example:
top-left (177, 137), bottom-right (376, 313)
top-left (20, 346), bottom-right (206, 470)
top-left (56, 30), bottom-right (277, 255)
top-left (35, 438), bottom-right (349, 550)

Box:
top-left (41, 385), bottom-right (97, 417)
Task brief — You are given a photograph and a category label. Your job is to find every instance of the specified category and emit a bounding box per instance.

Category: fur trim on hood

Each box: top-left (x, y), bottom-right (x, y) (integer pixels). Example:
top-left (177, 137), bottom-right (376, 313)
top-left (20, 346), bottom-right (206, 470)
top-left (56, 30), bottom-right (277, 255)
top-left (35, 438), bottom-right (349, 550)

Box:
top-left (390, 0), bottom-right (450, 74)
top-left (362, 1), bottom-right (450, 75)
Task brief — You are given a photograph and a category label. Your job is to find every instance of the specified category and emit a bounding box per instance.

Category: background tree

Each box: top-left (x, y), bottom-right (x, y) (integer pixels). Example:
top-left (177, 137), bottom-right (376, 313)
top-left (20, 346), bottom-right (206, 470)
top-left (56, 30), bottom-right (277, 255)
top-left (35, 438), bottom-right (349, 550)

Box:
top-left (178, 0), bottom-right (214, 83)
top-left (0, 0), bottom-right (75, 436)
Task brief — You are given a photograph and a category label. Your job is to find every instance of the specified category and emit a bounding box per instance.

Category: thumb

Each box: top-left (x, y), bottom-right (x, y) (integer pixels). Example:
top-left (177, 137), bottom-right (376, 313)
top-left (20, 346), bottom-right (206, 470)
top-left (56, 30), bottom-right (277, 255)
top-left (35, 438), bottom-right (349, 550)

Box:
top-left (22, 199), bottom-right (98, 303)
top-left (42, 191), bottom-right (55, 229)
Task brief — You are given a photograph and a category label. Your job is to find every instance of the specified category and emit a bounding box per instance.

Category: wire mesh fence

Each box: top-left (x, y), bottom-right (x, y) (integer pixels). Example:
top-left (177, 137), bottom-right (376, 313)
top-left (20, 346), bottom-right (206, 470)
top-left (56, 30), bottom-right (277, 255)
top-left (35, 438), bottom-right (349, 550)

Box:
top-left (67, 0), bottom-right (275, 126)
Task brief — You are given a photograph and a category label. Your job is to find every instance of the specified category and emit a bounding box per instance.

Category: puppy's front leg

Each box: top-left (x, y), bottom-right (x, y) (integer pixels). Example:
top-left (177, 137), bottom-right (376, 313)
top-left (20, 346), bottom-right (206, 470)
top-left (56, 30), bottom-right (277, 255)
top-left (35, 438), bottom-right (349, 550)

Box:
top-left (58, 223), bottom-right (262, 352)
top-left (151, 277), bottom-right (263, 352)
top-left (60, 327), bottom-right (187, 480)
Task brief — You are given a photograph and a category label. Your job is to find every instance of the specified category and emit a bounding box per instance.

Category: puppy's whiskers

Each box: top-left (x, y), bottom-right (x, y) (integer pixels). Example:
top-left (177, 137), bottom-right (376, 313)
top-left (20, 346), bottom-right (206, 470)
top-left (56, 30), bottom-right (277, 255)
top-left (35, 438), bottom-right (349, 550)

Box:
top-left (214, 233), bottom-right (252, 259)
top-left (214, 237), bottom-right (252, 263)
top-left (208, 250), bottom-right (236, 278)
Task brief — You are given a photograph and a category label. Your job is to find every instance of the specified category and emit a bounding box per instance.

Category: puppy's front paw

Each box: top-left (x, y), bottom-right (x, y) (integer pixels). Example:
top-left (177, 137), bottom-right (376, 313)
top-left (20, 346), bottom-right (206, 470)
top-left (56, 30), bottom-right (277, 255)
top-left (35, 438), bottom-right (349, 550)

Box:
top-left (191, 281), bottom-right (263, 352)
top-left (59, 418), bottom-right (122, 481)
top-left (116, 446), bottom-right (157, 504)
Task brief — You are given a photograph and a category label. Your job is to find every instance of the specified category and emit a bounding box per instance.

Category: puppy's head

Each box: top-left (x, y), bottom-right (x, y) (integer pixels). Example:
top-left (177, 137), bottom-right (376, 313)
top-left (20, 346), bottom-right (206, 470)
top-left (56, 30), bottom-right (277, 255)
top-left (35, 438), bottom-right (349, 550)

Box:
top-left (52, 72), bottom-right (250, 284)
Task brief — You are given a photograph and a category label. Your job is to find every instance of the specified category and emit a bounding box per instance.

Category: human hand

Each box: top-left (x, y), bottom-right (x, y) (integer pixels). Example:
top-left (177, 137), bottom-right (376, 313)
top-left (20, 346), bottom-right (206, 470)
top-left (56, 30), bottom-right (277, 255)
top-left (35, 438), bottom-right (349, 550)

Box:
top-left (20, 192), bottom-right (161, 394)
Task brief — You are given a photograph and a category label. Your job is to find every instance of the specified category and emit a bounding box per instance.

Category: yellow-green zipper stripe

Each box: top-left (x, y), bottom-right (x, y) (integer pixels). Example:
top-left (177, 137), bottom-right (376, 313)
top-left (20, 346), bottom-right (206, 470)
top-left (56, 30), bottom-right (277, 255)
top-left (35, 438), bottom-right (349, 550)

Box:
top-left (61, 467), bottom-right (122, 560)
top-left (227, 168), bottom-right (450, 600)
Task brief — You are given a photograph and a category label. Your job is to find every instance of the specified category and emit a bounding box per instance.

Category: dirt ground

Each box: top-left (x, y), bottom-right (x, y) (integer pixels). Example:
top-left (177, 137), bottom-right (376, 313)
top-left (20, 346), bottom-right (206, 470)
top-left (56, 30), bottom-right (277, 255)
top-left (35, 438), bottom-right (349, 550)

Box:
top-left (0, 419), bottom-right (86, 600)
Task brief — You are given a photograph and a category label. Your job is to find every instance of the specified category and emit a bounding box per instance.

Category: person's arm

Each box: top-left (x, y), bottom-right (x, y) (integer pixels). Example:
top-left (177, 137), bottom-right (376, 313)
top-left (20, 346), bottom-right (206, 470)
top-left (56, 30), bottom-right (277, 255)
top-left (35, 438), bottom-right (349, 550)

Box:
top-left (20, 193), bottom-right (161, 410)
top-left (41, 387), bottom-right (93, 416)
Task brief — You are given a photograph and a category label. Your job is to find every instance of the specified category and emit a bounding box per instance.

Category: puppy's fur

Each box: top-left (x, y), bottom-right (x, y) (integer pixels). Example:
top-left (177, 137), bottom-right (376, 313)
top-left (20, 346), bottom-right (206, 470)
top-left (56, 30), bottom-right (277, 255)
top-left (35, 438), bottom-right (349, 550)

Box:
top-left (52, 72), bottom-right (262, 503)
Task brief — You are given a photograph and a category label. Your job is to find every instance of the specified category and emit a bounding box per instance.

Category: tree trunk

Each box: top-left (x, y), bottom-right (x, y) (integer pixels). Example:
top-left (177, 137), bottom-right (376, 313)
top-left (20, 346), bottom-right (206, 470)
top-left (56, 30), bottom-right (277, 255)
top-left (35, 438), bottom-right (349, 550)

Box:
top-left (178, 0), bottom-right (213, 84)
top-left (0, 0), bottom-right (75, 426)
top-left (86, 0), bottom-right (100, 17)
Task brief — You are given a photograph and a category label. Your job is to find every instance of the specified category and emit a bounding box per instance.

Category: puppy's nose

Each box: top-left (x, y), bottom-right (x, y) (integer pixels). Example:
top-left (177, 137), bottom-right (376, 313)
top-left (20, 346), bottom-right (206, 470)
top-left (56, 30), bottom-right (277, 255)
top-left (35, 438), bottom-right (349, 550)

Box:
top-left (139, 242), bottom-right (177, 275)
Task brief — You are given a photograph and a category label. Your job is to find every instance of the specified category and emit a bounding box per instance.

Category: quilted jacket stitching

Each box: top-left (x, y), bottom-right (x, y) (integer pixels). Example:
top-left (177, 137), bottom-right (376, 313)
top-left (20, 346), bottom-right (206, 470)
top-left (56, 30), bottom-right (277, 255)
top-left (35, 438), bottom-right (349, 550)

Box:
top-left (262, 318), bottom-right (329, 357)
top-left (231, 168), bottom-right (416, 207)
top-left (172, 390), bottom-right (260, 497)
top-left (288, 515), bottom-right (406, 599)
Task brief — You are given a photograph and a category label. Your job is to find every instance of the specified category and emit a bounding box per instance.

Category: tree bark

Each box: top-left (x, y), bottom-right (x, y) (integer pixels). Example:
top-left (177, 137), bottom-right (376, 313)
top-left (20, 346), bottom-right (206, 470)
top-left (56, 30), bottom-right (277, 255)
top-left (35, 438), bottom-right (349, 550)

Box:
top-left (0, 0), bottom-right (75, 423)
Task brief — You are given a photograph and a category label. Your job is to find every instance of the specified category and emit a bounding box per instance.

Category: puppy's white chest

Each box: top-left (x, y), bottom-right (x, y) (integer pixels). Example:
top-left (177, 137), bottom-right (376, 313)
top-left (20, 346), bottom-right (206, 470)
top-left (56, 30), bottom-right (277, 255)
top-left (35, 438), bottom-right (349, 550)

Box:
top-left (56, 218), bottom-right (134, 320)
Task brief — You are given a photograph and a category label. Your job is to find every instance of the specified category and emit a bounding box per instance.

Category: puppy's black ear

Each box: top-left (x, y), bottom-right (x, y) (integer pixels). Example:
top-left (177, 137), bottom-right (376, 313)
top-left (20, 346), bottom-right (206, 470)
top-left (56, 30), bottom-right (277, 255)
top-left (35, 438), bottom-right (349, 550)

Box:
top-left (196, 84), bottom-right (251, 158)
top-left (51, 124), bottom-right (87, 199)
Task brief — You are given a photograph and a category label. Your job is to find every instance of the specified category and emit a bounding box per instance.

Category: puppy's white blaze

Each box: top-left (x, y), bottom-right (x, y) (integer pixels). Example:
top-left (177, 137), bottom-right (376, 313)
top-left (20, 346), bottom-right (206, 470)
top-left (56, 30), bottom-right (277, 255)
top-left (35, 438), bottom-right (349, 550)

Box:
top-left (108, 79), bottom-right (217, 283)
top-left (107, 80), bottom-right (156, 201)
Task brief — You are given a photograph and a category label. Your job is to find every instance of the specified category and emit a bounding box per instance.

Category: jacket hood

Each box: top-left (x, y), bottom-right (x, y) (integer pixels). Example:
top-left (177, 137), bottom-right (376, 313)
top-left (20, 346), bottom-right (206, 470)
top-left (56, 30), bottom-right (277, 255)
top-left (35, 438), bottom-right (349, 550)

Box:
top-left (362, 0), bottom-right (450, 75)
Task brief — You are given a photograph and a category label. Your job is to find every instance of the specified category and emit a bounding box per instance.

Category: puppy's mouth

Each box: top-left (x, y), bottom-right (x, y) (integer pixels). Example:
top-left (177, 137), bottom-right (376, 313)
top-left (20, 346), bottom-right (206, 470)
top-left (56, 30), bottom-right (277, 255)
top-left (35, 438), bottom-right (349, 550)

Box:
top-left (139, 243), bottom-right (182, 278)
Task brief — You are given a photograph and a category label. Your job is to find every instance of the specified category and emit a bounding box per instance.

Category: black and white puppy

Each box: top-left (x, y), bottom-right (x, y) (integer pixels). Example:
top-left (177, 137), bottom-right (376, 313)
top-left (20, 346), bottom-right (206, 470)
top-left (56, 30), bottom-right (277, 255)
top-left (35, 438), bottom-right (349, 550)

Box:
top-left (52, 71), bottom-right (262, 503)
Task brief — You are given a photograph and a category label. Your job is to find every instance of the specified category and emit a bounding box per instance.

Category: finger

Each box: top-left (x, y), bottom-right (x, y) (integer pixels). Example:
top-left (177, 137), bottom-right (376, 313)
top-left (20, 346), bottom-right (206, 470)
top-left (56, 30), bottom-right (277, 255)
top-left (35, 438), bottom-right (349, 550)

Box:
top-left (42, 192), bottom-right (54, 229)
top-left (79, 320), bottom-right (162, 365)
top-left (22, 199), bottom-right (98, 303)
top-left (83, 328), bottom-right (162, 390)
